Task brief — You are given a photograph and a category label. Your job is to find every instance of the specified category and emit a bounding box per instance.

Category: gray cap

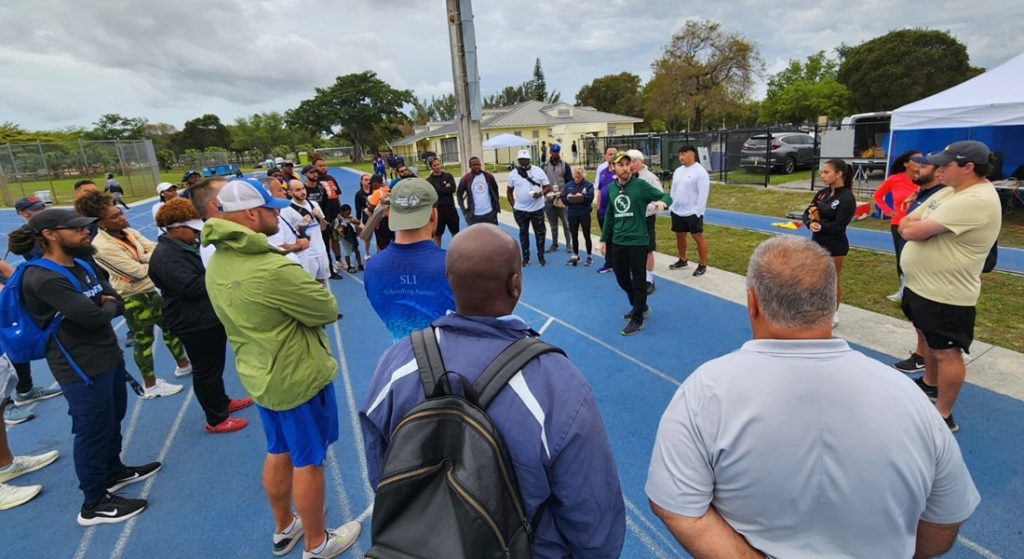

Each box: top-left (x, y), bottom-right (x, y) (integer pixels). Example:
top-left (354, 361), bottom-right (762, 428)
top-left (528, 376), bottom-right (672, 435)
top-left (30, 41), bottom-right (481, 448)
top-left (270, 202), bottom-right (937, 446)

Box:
top-left (388, 178), bottom-right (438, 231)
top-left (927, 140), bottom-right (991, 166)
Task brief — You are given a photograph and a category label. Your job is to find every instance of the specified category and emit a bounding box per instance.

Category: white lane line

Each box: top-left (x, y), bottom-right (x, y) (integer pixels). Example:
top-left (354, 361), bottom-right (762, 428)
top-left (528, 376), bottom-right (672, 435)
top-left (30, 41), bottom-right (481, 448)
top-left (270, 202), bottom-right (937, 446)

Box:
top-left (958, 535), bottom-right (1004, 559)
top-left (326, 449), bottom-right (363, 558)
top-left (623, 497), bottom-right (684, 557)
top-left (625, 516), bottom-right (676, 559)
top-left (330, 321), bottom-right (374, 504)
top-left (71, 528), bottom-right (96, 559)
top-left (108, 387), bottom-right (195, 559)
top-left (354, 503), bottom-right (374, 524)
top-left (537, 317), bottom-right (555, 335)
top-left (518, 301), bottom-right (681, 387)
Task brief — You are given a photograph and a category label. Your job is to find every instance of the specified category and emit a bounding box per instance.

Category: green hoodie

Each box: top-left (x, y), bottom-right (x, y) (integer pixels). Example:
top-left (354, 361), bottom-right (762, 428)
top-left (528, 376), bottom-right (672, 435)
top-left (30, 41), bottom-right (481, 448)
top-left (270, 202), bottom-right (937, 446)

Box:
top-left (202, 218), bottom-right (338, 411)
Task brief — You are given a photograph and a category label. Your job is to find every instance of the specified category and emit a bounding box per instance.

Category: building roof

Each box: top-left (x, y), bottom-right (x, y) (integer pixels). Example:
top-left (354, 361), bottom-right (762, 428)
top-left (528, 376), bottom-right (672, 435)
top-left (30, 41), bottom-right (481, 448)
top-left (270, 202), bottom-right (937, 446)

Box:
top-left (392, 100), bottom-right (643, 146)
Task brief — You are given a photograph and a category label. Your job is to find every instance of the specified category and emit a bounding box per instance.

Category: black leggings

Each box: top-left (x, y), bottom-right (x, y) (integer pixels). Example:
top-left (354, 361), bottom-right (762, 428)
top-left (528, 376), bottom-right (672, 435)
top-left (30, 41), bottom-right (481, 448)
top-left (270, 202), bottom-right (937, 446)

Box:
top-left (568, 213), bottom-right (592, 255)
top-left (177, 325), bottom-right (230, 427)
top-left (513, 209), bottom-right (546, 259)
top-left (611, 244), bottom-right (648, 321)
top-left (891, 224), bottom-right (907, 278)
top-left (13, 361), bottom-right (33, 394)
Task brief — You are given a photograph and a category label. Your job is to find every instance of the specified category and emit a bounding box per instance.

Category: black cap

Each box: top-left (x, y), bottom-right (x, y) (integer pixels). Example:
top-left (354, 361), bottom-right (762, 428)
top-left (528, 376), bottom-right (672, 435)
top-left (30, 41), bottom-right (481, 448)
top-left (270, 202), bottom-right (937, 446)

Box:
top-left (927, 140), bottom-right (991, 166)
top-left (27, 208), bottom-right (97, 234)
top-left (301, 164), bottom-right (316, 175)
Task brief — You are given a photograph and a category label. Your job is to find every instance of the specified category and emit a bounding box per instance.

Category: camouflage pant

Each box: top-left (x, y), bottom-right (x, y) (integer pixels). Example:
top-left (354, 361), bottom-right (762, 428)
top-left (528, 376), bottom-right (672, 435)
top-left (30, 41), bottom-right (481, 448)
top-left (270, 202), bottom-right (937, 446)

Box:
top-left (123, 291), bottom-right (187, 380)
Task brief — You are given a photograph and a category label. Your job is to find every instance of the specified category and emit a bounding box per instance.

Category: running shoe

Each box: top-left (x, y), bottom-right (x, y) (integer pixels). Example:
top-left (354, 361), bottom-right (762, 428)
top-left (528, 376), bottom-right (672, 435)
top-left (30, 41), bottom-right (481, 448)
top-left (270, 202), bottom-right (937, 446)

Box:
top-left (174, 363), bottom-right (193, 378)
top-left (3, 406), bottom-right (33, 426)
top-left (522, 256), bottom-right (531, 267)
top-left (584, 256), bottom-right (593, 267)
top-left (668, 259), bottom-right (688, 269)
top-left (205, 417), bottom-right (248, 434)
top-left (538, 257), bottom-right (547, 267)
top-left (914, 377), bottom-right (938, 402)
top-left (302, 522), bottom-right (362, 559)
top-left (693, 264), bottom-right (707, 277)
top-left (545, 243), bottom-right (559, 253)
top-left (621, 320), bottom-right (645, 336)
top-left (142, 379), bottom-right (184, 400)
top-left (567, 255), bottom-right (579, 266)
top-left (14, 386), bottom-right (63, 405)
top-left (77, 494), bottom-right (147, 526)
top-left (346, 266), bottom-right (356, 274)
top-left (227, 397), bottom-right (254, 413)
top-left (623, 306), bottom-right (651, 320)
top-left (944, 414), bottom-right (959, 433)
top-left (0, 450), bottom-right (59, 483)
top-left (273, 514), bottom-right (305, 557)
top-left (107, 462), bottom-right (162, 493)
top-left (885, 289), bottom-right (903, 302)
top-left (646, 281), bottom-right (656, 295)
top-left (893, 353), bottom-right (925, 373)
top-left (329, 272), bottom-right (344, 280)
top-left (597, 263), bottom-right (612, 274)
top-left (0, 482), bottom-right (42, 511)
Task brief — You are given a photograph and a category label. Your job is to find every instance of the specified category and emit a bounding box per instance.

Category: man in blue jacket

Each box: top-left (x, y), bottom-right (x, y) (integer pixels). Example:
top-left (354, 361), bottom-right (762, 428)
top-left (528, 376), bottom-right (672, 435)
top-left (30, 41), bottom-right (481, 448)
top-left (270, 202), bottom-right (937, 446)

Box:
top-left (361, 224), bottom-right (625, 558)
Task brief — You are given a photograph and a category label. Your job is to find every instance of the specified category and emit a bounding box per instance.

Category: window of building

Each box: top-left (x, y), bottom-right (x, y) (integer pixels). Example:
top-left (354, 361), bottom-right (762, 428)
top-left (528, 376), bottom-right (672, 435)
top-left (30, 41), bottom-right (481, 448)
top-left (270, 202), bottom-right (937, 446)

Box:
top-left (532, 130), bottom-right (540, 139)
top-left (608, 126), bottom-right (617, 136)
top-left (514, 131), bottom-right (522, 137)
top-left (557, 108), bottom-right (570, 117)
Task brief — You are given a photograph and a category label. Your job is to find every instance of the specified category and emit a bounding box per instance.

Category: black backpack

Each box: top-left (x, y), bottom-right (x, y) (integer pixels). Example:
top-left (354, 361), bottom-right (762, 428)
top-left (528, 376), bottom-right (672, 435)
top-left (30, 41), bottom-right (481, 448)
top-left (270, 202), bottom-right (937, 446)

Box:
top-left (365, 327), bottom-right (564, 559)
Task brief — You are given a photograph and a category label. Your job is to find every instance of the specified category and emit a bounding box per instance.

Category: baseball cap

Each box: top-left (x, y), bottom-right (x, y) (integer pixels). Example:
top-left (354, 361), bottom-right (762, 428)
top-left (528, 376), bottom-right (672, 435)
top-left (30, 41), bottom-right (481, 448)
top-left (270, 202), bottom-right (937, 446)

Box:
top-left (516, 149), bottom-right (531, 160)
top-left (28, 208), bottom-right (96, 234)
top-left (388, 178), bottom-right (438, 231)
top-left (612, 152), bottom-right (632, 164)
top-left (14, 196), bottom-right (47, 213)
top-left (909, 154), bottom-right (932, 166)
top-left (217, 179), bottom-right (291, 212)
top-left (280, 159), bottom-right (294, 167)
top-left (156, 182), bottom-right (177, 194)
top-left (550, 143), bottom-right (561, 152)
top-left (182, 170), bottom-right (200, 180)
top-left (625, 149), bottom-right (644, 162)
top-left (166, 218), bottom-right (205, 232)
top-left (301, 164), bottom-right (316, 175)
top-left (274, 157), bottom-right (285, 166)
top-left (927, 140), bottom-right (991, 166)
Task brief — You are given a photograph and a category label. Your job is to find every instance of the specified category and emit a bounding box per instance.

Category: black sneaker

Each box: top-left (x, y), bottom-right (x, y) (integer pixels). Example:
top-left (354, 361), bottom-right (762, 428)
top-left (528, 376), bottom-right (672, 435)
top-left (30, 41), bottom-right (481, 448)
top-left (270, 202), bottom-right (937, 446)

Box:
top-left (597, 263), bottom-right (613, 274)
top-left (623, 306), bottom-right (651, 320)
top-left (584, 256), bottom-right (593, 267)
top-left (538, 257), bottom-right (547, 267)
top-left (668, 259), bottom-right (688, 270)
top-left (77, 493), bottom-right (147, 526)
top-left (329, 272), bottom-right (343, 280)
top-left (944, 414), bottom-right (959, 433)
top-left (621, 320), bottom-right (645, 336)
top-left (893, 353), bottom-right (925, 373)
top-left (545, 244), bottom-right (559, 253)
top-left (693, 264), bottom-right (707, 277)
top-left (914, 377), bottom-right (938, 402)
top-left (107, 462), bottom-right (162, 493)
top-left (646, 281), bottom-right (655, 295)
top-left (522, 256), bottom-right (531, 267)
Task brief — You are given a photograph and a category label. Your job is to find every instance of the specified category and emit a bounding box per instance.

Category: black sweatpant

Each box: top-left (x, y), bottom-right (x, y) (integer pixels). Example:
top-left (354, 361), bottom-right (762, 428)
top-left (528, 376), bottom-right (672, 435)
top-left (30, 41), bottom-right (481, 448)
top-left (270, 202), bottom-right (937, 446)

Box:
top-left (568, 213), bottom-right (592, 256)
top-left (598, 212), bottom-right (615, 266)
top-left (13, 361), bottom-right (33, 394)
top-left (177, 325), bottom-right (230, 427)
top-left (513, 209), bottom-right (546, 260)
top-left (612, 244), bottom-right (649, 322)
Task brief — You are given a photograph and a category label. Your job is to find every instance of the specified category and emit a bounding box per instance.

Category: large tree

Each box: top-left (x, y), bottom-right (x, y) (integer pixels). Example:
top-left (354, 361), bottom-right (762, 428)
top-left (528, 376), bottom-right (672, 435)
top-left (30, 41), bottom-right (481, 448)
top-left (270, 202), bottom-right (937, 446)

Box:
top-left (411, 94), bottom-right (458, 124)
top-left (228, 112), bottom-right (316, 158)
top-left (531, 58), bottom-right (547, 102)
top-left (575, 72), bottom-right (644, 117)
top-left (760, 51), bottom-right (849, 124)
top-left (837, 29), bottom-right (982, 113)
top-left (176, 114), bottom-right (230, 152)
top-left (286, 71), bottom-right (412, 162)
top-left (644, 20), bottom-right (762, 131)
top-left (88, 113), bottom-right (148, 141)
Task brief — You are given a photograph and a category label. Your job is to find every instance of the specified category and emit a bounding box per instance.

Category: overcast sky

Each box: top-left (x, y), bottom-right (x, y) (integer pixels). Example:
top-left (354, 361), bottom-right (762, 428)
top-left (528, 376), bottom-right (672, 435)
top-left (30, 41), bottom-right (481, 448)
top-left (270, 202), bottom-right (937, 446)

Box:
top-left (2, 0), bottom-right (1022, 132)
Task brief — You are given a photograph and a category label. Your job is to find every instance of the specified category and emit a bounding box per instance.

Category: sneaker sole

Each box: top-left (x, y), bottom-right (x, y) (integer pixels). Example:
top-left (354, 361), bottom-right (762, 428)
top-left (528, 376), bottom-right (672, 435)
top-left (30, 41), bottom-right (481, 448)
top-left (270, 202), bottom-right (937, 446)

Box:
top-left (273, 525), bottom-right (305, 557)
top-left (0, 485), bottom-right (43, 510)
top-left (4, 414), bottom-right (34, 426)
top-left (621, 324), bottom-right (646, 336)
top-left (76, 504), bottom-right (146, 526)
top-left (893, 365), bottom-right (926, 374)
top-left (108, 464), bottom-right (163, 493)
top-left (14, 391), bottom-right (63, 406)
top-left (0, 451), bottom-right (59, 483)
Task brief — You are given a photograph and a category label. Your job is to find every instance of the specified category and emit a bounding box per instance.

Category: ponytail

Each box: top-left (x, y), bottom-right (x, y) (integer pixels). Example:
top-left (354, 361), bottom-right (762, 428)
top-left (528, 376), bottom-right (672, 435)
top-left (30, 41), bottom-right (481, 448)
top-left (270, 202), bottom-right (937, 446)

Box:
top-left (8, 225), bottom-right (40, 256)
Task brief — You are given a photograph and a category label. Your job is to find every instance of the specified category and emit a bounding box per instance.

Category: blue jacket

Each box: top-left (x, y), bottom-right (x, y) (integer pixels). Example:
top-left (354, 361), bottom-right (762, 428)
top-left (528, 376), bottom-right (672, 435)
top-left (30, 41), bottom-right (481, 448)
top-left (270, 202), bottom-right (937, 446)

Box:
top-left (361, 314), bottom-right (626, 558)
top-left (561, 179), bottom-right (595, 218)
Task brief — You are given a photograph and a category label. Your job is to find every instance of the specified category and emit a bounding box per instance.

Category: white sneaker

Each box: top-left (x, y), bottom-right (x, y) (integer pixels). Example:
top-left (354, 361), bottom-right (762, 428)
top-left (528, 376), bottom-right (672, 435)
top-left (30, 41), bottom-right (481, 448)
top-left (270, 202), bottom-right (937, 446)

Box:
top-left (174, 363), bottom-right (193, 378)
top-left (0, 482), bottom-right (42, 510)
top-left (885, 289), bottom-right (903, 302)
top-left (832, 312), bottom-right (839, 328)
top-left (0, 450), bottom-right (60, 483)
top-left (302, 521), bottom-right (361, 559)
top-left (273, 514), bottom-right (304, 557)
top-left (142, 379), bottom-right (184, 400)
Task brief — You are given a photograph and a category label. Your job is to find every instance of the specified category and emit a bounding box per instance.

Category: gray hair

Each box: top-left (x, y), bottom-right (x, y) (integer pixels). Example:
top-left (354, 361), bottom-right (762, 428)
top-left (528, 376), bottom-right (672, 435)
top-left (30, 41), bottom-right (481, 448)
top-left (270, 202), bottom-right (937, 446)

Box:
top-left (746, 236), bottom-right (836, 329)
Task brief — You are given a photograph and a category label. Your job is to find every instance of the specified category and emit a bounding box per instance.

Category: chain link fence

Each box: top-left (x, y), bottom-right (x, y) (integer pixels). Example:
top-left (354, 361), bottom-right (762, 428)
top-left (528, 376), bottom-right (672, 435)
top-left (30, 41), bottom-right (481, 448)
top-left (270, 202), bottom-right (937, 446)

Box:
top-left (0, 139), bottom-right (160, 206)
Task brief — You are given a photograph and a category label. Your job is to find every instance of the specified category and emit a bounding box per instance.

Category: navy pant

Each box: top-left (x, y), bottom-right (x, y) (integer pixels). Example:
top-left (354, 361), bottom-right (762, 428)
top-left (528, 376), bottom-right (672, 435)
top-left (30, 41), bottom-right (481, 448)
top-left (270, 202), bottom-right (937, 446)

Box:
top-left (61, 362), bottom-right (128, 507)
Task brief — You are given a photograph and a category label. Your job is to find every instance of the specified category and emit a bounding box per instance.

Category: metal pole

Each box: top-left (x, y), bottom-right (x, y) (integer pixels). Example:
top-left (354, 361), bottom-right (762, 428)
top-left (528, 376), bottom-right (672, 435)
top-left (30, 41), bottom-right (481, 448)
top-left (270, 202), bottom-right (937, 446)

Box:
top-left (38, 141), bottom-right (57, 201)
top-left (446, 0), bottom-right (483, 176)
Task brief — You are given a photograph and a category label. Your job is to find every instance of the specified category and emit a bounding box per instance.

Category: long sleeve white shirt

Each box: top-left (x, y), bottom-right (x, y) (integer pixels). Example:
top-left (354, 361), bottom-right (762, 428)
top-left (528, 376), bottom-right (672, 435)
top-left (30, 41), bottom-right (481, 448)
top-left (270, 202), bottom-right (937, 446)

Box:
top-left (669, 163), bottom-right (710, 217)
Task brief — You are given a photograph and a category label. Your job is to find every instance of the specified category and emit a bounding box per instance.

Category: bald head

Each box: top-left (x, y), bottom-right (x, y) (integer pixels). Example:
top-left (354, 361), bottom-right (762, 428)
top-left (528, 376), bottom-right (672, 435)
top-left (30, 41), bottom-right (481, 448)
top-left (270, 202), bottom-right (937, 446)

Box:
top-left (746, 236), bottom-right (835, 332)
top-left (446, 224), bottom-right (522, 316)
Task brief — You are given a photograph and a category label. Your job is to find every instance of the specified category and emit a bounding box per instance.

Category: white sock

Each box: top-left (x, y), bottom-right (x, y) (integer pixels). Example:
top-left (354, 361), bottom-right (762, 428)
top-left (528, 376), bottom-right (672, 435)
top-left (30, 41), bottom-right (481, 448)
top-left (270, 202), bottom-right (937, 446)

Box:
top-left (646, 271), bottom-right (653, 282)
top-left (312, 531), bottom-right (330, 553)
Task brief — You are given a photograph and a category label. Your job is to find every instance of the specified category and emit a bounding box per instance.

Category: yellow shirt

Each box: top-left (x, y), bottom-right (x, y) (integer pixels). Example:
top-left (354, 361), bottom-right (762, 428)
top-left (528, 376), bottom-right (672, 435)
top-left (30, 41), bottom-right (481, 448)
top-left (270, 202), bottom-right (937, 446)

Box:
top-left (900, 181), bottom-right (1001, 306)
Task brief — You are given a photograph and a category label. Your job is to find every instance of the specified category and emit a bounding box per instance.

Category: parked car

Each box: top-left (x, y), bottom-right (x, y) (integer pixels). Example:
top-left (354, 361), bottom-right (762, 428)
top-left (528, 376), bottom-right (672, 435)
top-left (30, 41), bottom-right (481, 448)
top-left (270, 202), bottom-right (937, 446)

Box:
top-left (740, 132), bottom-right (817, 174)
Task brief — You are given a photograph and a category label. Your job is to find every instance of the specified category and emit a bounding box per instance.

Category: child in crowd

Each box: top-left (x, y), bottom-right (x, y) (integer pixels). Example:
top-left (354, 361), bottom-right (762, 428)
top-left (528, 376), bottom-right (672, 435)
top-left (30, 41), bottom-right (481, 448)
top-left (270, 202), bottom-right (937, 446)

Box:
top-left (334, 204), bottom-right (364, 273)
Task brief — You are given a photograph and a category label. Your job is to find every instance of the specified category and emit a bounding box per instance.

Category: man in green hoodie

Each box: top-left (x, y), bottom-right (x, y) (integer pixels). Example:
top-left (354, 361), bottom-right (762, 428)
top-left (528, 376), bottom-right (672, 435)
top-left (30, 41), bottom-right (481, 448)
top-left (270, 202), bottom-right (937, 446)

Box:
top-left (202, 179), bottom-right (360, 559)
top-left (599, 152), bottom-right (672, 336)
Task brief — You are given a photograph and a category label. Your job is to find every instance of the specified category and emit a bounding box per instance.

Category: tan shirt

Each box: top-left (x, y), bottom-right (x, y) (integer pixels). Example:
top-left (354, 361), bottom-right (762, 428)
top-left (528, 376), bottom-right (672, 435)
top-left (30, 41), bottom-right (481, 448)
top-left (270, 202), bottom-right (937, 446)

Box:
top-left (900, 181), bottom-right (1001, 306)
top-left (92, 227), bottom-right (158, 298)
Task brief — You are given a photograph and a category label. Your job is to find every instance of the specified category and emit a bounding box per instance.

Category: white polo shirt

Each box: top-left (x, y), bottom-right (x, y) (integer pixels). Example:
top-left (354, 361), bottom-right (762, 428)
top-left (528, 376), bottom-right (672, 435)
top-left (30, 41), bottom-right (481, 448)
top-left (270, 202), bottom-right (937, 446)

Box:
top-left (646, 338), bottom-right (979, 558)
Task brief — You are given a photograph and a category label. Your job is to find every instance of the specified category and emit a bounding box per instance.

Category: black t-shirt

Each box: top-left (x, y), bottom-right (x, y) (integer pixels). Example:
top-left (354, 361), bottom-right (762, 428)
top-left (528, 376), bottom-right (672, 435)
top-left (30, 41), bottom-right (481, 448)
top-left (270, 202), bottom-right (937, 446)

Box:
top-left (22, 262), bottom-right (124, 384)
top-left (427, 172), bottom-right (457, 207)
top-left (316, 174), bottom-right (342, 218)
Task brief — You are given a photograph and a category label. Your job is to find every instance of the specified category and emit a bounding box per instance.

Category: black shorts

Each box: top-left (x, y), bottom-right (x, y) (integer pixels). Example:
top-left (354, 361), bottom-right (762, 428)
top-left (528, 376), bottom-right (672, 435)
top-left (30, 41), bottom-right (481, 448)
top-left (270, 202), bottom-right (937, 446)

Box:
top-left (646, 215), bottom-right (657, 252)
top-left (901, 288), bottom-right (976, 353)
top-left (671, 212), bottom-right (704, 234)
top-left (434, 205), bottom-right (461, 237)
top-left (811, 234), bottom-right (849, 257)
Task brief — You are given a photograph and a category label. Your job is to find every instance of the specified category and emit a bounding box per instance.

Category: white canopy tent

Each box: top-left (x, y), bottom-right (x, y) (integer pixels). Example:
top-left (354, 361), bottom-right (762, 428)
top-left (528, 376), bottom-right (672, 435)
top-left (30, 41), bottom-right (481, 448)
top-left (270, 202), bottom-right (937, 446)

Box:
top-left (889, 51), bottom-right (1024, 179)
top-left (482, 134), bottom-right (535, 170)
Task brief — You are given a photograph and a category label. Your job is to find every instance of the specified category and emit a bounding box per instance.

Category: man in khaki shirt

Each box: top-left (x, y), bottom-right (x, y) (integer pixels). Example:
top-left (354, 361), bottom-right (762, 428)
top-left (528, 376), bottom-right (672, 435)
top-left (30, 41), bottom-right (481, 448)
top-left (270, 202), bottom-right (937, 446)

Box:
top-left (898, 140), bottom-right (1002, 432)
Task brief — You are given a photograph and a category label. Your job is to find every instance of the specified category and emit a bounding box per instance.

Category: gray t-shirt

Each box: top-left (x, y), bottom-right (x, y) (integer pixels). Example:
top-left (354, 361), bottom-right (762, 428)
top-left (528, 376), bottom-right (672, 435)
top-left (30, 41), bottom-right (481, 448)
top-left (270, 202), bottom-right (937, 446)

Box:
top-left (646, 338), bottom-right (980, 559)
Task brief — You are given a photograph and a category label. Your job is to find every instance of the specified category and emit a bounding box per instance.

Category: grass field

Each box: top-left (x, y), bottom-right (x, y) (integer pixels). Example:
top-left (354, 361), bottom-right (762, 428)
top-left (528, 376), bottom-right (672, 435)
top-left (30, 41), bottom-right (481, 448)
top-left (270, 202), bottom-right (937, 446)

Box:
top-left (1, 168), bottom-right (193, 206)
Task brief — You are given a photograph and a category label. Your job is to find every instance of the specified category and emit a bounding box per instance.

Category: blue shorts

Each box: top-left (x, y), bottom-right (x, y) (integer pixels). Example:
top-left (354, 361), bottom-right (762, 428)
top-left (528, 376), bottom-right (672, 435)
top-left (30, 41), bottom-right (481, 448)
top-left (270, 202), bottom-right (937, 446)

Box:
top-left (256, 384), bottom-right (339, 468)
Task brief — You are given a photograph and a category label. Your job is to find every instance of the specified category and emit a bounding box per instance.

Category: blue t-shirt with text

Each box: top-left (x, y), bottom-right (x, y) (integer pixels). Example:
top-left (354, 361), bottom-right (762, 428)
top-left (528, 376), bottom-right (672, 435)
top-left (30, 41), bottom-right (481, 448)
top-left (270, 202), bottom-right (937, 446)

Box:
top-left (364, 240), bottom-right (455, 342)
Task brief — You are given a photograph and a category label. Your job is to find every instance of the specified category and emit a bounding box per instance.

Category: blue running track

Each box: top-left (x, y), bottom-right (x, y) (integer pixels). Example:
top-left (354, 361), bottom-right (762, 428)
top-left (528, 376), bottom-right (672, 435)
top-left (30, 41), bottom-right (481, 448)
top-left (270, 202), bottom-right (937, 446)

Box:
top-left (1, 169), bottom-right (1020, 558)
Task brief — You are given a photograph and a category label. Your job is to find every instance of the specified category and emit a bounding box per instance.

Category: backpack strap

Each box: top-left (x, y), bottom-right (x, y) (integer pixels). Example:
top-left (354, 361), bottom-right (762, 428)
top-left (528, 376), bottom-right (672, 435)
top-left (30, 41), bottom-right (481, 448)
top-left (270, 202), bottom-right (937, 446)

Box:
top-left (473, 336), bottom-right (565, 410)
top-left (26, 258), bottom-right (84, 290)
top-left (410, 327), bottom-right (450, 399)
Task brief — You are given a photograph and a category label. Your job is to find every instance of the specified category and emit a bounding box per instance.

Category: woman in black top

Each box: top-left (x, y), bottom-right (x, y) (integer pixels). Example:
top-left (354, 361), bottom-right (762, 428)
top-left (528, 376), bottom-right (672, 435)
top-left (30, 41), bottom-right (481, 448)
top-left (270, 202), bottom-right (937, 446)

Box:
top-left (353, 174), bottom-right (373, 256)
top-left (803, 159), bottom-right (856, 326)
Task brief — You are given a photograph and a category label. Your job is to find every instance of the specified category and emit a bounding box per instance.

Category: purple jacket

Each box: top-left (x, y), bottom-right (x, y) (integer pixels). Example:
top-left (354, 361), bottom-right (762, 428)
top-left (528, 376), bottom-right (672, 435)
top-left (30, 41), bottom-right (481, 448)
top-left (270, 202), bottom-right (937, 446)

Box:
top-left (596, 163), bottom-right (616, 216)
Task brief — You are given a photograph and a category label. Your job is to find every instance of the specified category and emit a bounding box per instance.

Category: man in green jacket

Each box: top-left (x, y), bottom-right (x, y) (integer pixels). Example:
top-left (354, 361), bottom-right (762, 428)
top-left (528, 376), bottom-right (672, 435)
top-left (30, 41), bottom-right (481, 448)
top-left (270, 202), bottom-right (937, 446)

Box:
top-left (202, 179), bottom-right (360, 559)
top-left (599, 152), bottom-right (671, 336)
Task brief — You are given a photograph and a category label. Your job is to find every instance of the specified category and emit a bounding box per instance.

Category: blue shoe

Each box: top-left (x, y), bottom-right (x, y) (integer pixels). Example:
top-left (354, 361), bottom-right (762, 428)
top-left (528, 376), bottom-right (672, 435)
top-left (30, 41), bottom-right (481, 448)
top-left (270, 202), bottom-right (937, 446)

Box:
top-left (15, 386), bottom-right (63, 406)
top-left (3, 406), bottom-right (34, 426)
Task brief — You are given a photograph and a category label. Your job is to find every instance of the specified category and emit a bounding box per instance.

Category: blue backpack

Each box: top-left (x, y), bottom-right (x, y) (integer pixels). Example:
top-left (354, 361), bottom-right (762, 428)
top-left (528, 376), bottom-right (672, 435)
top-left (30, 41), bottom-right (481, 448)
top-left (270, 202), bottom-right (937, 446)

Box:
top-left (0, 258), bottom-right (96, 381)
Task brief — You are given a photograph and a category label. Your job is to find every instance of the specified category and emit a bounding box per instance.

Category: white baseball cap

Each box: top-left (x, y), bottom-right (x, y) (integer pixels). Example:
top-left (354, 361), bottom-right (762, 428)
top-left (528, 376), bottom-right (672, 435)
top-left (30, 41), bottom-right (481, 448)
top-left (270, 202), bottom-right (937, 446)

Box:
top-left (166, 218), bottom-right (205, 232)
top-left (217, 179), bottom-right (291, 212)
top-left (625, 149), bottom-right (644, 162)
top-left (156, 182), bottom-right (176, 194)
